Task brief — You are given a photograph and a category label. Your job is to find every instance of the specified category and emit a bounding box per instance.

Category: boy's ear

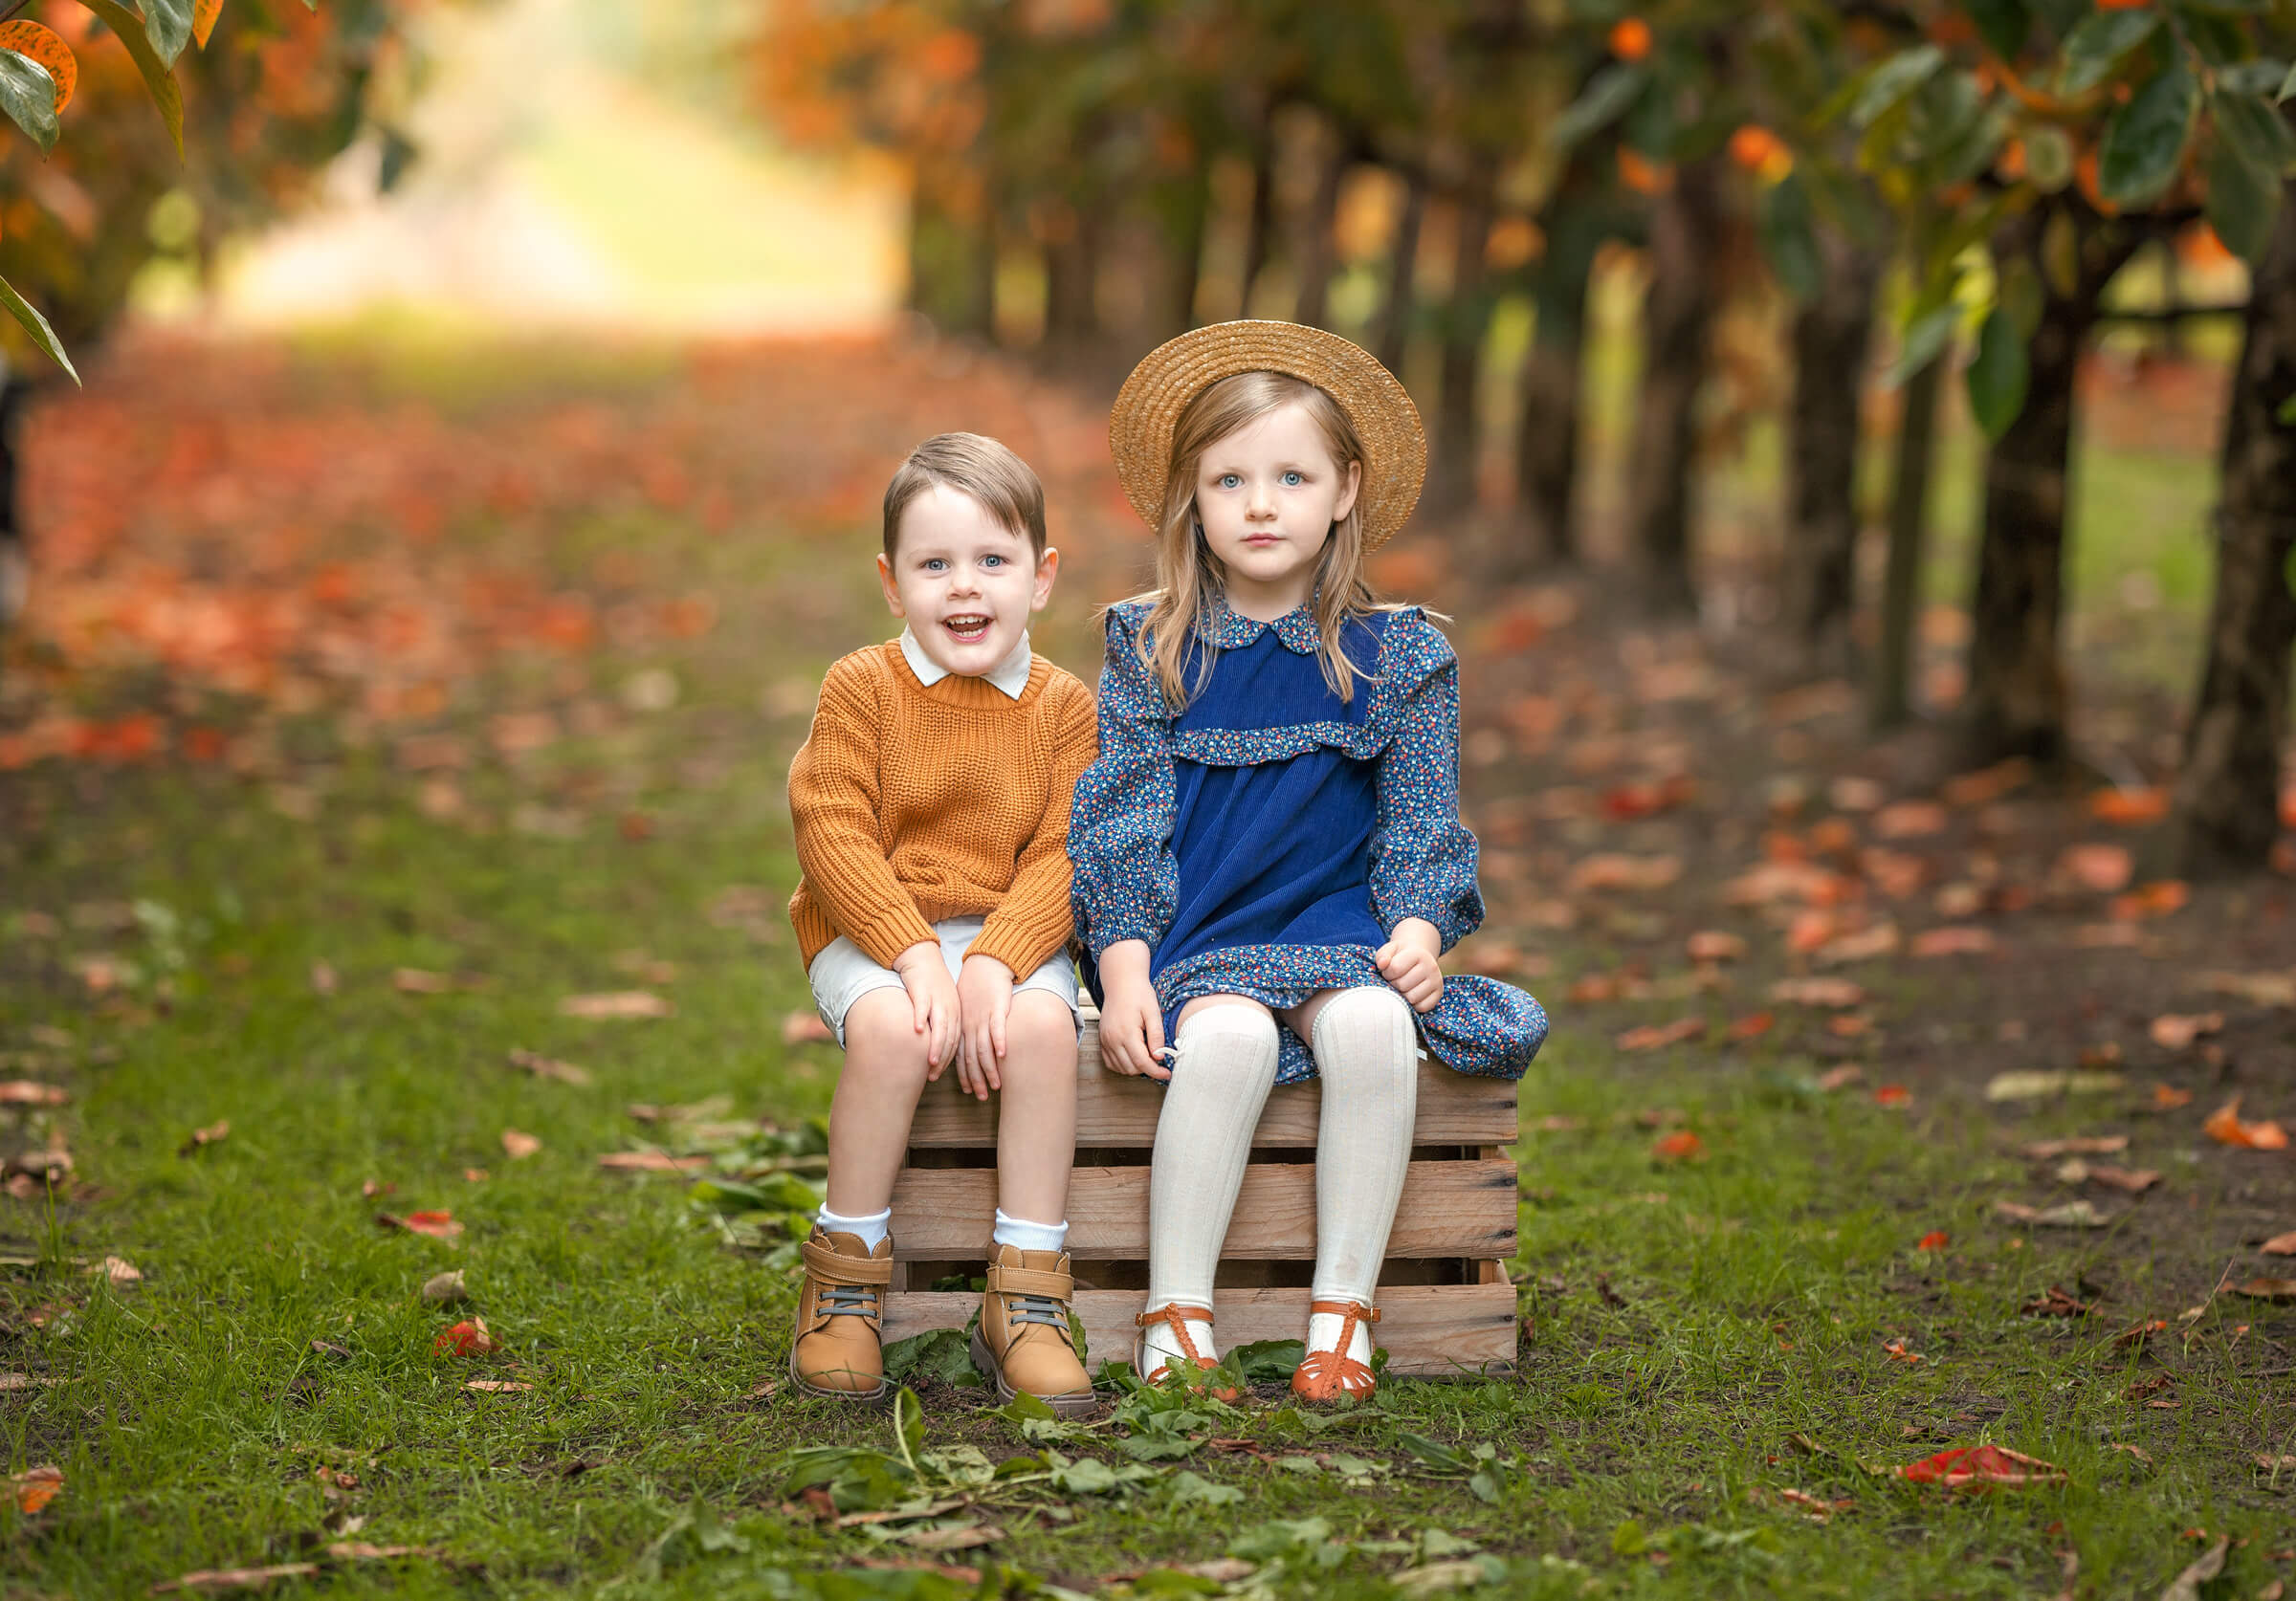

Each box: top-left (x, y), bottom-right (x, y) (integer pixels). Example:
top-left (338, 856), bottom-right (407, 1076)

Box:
top-left (875, 553), bottom-right (905, 616)
top-left (1030, 546), bottom-right (1060, 612)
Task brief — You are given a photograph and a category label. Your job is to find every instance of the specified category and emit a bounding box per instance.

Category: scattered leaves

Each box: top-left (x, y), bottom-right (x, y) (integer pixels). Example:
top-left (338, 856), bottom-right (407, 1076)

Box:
top-left (507, 1047), bottom-right (591, 1086)
top-left (560, 991), bottom-right (672, 1020)
top-left (1898, 1445), bottom-right (2065, 1489)
top-left (500, 1129), bottom-right (541, 1160)
top-left (2203, 1097), bottom-right (2289, 1151)
top-left (1616, 1018), bottom-right (1705, 1052)
top-left (1768, 977), bottom-right (1866, 1008)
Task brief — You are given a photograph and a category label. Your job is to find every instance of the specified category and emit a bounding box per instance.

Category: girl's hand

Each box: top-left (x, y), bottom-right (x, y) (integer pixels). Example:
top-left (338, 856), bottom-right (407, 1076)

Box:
top-left (955, 954), bottom-right (1013, 1101)
top-left (1375, 918), bottom-right (1444, 1013)
top-left (1094, 940), bottom-right (1169, 1081)
top-left (893, 942), bottom-right (961, 1076)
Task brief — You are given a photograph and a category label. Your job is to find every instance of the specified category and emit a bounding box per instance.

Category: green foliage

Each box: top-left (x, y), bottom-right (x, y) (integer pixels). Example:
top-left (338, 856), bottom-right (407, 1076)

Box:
top-left (81, 0), bottom-right (187, 155)
top-left (2099, 48), bottom-right (2198, 207)
top-left (1966, 308), bottom-right (2031, 441)
top-left (0, 276), bottom-right (75, 384)
top-left (2059, 11), bottom-right (2161, 96)
top-left (0, 51), bottom-right (59, 154)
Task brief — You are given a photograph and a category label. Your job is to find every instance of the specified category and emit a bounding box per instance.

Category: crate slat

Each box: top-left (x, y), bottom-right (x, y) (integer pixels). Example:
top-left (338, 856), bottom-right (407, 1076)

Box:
top-left (889, 1158), bottom-right (1517, 1261)
top-left (907, 1047), bottom-right (1518, 1149)
top-left (881, 1283), bottom-right (1517, 1378)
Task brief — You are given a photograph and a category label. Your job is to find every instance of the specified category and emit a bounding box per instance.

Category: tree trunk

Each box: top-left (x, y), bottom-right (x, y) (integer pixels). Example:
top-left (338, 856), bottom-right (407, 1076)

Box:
top-left (1779, 230), bottom-right (1882, 677)
top-left (1168, 162), bottom-right (1212, 334)
top-left (1501, 167), bottom-right (1609, 574)
top-left (0, 371), bottom-right (29, 647)
top-left (907, 172), bottom-right (994, 337)
top-left (1956, 203), bottom-right (2147, 770)
top-left (1870, 356), bottom-right (1943, 730)
top-left (1372, 167), bottom-right (1427, 377)
top-left (1041, 199), bottom-right (1104, 354)
top-left (1292, 124), bottom-right (1349, 329)
top-left (1425, 167), bottom-right (1495, 519)
top-left (1626, 160), bottom-right (1726, 616)
top-left (1242, 133), bottom-right (1277, 318)
top-left (2172, 184), bottom-right (2296, 876)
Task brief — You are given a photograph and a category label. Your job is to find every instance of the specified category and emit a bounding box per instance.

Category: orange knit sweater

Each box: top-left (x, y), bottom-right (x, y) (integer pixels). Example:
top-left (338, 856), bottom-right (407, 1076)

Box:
top-left (787, 640), bottom-right (1098, 976)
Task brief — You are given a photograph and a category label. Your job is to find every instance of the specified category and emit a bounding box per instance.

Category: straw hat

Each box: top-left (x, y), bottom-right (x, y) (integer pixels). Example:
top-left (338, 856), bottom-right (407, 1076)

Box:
top-left (1108, 320), bottom-right (1426, 551)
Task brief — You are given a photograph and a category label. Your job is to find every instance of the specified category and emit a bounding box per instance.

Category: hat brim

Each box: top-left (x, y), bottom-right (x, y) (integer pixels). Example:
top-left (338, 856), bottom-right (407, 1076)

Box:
top-left (1108, 321), bottom-right (1426, 552)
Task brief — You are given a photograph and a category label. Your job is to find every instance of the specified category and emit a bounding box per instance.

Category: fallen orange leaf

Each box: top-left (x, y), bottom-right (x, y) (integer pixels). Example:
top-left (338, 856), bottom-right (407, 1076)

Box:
top-left (1724, 1011), bottom-right (1774, 1042)
top-left (2263, 1231), bottom-right (2296, 1256)
top-left (378, 1210), bottom-right (464, 1242)
top-left (1911, 926), bottom-right (1994, 957)
top-left (1652, 1130), bottom-right (1704, 1161)
top-left (560, 991), bottom-right (672, 1020)
top-left (2153, 1084), bottom-right (2194, 1109)
top-left (10, 1464), bottom-right (61, 1514)
top-left (2108, 881), bottom-right (2189, 922)
top-left (1899, 1445), bottom-right (2063, 1488)
top-left (1616, 1018), bottom-right (1706, 1052)
top-left (1916, 1230), bottom-right (1949, 1251)
top-left (2089, 788), bottom-right (2170, 825)
top-left (434, 1317), bottom-right (497, 1356)
top-left (2059, 842), bottom-right (2133, 893)
top-left (2204, 1098), bottom-right (2290, 1151)
top-left (1882, 1338), bottom-right (1923, 1364)
top-left (1873, 1085), bottom-right (1912, 1108)
top-left (500, 1129), bottom-right (541, 1160)
top-left (2149, 1013), bottom-right (2223, 1050)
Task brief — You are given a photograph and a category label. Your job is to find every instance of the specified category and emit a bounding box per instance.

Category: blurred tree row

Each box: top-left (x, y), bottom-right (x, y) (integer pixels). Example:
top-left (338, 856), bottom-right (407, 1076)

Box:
top-left (756, 0), bottom-right (2296, 878)
top-left (0, 0), bottom-right (413, 639)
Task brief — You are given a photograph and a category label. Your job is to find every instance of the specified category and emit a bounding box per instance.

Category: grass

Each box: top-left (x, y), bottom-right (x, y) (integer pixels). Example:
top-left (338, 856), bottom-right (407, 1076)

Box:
top-left (1, 352), bottom-right (2286, 1599)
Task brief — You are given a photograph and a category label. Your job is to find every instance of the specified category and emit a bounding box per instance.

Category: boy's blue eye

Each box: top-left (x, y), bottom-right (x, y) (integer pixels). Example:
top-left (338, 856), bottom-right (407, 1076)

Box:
top-left (1282, 471), bottom-right (1303, 487)
top-left (923, 558), bottom-right (946, 571)
top-left (982, 555), bottom-right (1004, 567)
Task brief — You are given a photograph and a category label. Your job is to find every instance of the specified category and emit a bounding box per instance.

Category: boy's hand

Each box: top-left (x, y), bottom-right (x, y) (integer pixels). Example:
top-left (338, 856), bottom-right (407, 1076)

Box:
top-left (1375, 918), bottom-right (1444, 1013)
top-left (955, 954), bottom-right (1014, 1101)
top-left (1095, 940), bottom-right (1168, 1081)
top-left (893, 942), bottom-right (960, 1075)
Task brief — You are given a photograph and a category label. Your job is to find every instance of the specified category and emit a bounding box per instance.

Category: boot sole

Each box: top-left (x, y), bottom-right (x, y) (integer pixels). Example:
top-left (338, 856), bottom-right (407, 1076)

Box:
top-left (786, 1340), bottom-right (892, 1407)
top-left (970, 1326), bottom-right (1097, 1417)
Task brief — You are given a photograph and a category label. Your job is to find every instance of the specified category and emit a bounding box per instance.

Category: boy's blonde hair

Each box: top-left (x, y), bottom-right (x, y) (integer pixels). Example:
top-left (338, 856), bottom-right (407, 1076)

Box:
top-left (883, 432), bottom-right (1048, 558)
top-left (1134, 371), bottom-right (1380, 708)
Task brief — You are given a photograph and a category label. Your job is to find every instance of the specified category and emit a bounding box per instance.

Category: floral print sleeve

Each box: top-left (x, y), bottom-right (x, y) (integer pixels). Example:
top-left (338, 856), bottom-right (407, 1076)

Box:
top-left (1367, 613), bottom-right (1484, 952)
top-left (1068, 603), bottom-right (1179, 956)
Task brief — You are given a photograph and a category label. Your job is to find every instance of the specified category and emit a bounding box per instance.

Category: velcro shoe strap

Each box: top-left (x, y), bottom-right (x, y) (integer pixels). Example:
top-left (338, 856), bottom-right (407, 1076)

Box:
top-left (986, 1263), bottom-right (1072, 1301)
top-left (803, 1239), bottom-right (894, 1286)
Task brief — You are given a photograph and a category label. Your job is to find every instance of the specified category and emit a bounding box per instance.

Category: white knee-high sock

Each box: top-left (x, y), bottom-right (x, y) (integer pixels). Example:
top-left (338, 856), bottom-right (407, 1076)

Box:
top-left (1142, 1004), bottom-right (1280, 1378)
top-left (1309, 986), bottom-right (1419, 1367)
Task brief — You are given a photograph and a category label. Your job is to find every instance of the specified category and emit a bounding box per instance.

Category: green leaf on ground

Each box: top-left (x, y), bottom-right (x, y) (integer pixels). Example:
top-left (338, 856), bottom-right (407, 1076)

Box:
top-left (2098, 50), bottom-right (2197, 207)
top-left (0, 51), bottom-right (58, 152)
top-left (1165, 1470), bottom-right (1243, 1507)
top-left (882, 1327), bottom-right (982, 1389)
top-left (1967, 309), bottom-right (2031, 440)
top-left (1230, 1339), bottom-right (1305, 1383)
top-left (0, 274), bottom-right (77, 384)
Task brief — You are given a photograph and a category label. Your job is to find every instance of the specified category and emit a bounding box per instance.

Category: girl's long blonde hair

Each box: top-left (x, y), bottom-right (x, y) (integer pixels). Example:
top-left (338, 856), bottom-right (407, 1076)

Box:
top-left (1132, 370), bottom-right (1385, 709)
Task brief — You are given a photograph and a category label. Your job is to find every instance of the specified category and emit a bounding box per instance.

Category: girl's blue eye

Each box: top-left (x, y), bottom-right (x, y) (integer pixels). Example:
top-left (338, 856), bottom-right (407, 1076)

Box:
top-left (1218, 472), bottom-right (1241, 489)
top-left (1282, 471), bottom-right (1303, 487)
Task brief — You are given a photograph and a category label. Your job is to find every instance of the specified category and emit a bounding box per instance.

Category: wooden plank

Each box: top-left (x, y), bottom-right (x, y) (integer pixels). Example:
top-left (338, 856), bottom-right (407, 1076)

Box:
top-left (906, 1054), bottom-right (1517, 1149)
top-left (883, 1283), bottom-right (1517, 1378)
top-left (890, 1158), bottom-right (1516, 1261)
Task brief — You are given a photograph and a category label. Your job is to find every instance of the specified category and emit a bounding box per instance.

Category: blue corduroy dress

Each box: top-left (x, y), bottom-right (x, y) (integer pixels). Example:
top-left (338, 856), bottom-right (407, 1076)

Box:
top-left (1068, 593), bottom-right (1547, 1086)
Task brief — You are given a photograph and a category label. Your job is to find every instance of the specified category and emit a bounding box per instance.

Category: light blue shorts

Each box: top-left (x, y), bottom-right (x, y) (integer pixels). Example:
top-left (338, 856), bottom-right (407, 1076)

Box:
top-left (806, 915), bottom-right (1081, 1046)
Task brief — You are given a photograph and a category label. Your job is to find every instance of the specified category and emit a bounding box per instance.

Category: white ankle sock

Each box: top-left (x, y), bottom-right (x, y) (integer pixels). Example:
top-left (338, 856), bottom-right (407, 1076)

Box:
top-left (992, 1209), bottom-right (1068, 1254)
top-left (816, 1203), bottom-right (892, 1252)
top-left (1307, 987), bottom-right (1419, 1368)
top-left (1142, 1003), bottom-right (1280, 1378)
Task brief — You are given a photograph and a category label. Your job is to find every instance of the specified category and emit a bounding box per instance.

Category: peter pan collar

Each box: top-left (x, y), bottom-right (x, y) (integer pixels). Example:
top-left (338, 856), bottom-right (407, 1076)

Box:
top-left (898, 625), bottom-right (1034, 698)
top-left (1200, 593), bottom-right (1322, 655)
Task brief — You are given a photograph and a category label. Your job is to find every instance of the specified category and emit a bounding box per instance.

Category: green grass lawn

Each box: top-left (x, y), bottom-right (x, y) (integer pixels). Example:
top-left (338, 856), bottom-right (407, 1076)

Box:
top-left (0, 345), bottom-right (2286, 1599)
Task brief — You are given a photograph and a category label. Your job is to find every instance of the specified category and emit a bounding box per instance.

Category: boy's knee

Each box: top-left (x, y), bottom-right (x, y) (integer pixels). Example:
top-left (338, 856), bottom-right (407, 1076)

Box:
top-left (1000, 994), bottom-right (1079, 1078)
top-left (840, 990), bottom-right (932, 1079)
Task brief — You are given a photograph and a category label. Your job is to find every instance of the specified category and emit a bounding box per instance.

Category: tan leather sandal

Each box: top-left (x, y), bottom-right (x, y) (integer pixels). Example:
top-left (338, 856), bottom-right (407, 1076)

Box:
top-left (1134, 1303), bottom-right (1240, 1402)
top-left (787, 1226), bottom-right (894, 1403)
top-left (1290, 1300), bottom-right (1380, 1403)
top-left (971, 1244), bottom-right (1097, 1417)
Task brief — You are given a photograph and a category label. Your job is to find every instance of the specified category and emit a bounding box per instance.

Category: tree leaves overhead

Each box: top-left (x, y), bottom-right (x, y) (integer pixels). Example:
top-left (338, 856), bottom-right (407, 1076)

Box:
top-left (1966, 308), bottom-right (2031, 441)
top-left (140, 0), bottom-right (195, 68)
top-left (1843, 46), bottom-right (1944, 131)
top-left (0, 51), bottom-right (59, 154)
top-left (80, 0), bottom-right (186, 156)
top-left (2097, 48), bottom-right (2197, 208)
top-left (0, 24), bottom-right (76, 114)
top-left (1548, 64), bottom-right (1645, 150)
top-left (1961, 0), bottom-right (2030, 60)
top-left (2058, 11), bottom-right (2160, 96)
top-left (2206, 140), bottom-right (2283, 266)
top-left (2214, 90), bottom-right (2296, 176)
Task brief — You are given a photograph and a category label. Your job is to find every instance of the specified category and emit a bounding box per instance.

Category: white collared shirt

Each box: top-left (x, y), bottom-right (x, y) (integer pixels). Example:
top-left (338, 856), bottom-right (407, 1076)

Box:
top-left (898, 625), bottom-right (1033, 699)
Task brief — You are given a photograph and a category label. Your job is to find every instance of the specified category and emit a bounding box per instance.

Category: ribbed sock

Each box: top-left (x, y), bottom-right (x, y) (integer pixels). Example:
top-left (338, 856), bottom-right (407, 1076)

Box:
top-left (815, 1203), bottom-right (892, 1253)
top-left (992, 1210), bottom-right (1069, 1254)
top-left (1142, 1003), bottom-right (1281, 1379)
top-left (1307, 986), bottom-right (1419, 1368)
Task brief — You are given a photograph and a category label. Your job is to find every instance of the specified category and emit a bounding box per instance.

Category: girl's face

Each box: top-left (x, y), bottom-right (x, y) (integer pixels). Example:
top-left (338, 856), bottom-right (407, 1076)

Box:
top-left (1191, 401), bottom-right (1361, 619)
top-left (877, 483), bottom-right (1057, 678)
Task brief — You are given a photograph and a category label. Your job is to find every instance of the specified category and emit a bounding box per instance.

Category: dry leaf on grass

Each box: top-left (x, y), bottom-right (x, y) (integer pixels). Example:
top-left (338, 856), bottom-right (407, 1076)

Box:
top-left (9, 1464), bottom-right (60, 1513)
top-left (2020, 1286), bottom-right (2093, 1318)
top-left (595, 1151), bottom-right (709, 1174)
top-left (2195, 970), bottom-right (2296, 1007)
top-left (896, 1524), bottom-right (1002, 1552)
top-left (499, 1129), bottom-right (541, 1160)
top-left (150, 1564), bottom-right (321, 1593)
top-left (2261, 1231), bottom-right (2296, 1256)
top-left (1566, 853), bottom-right (1683, 893)
top-left (392, 968), bottom-right (454, 995)
top-left (377, 1211), bottom-right (463, 1243)
top-left (1812, 923), bottom-right (1900, 966)
top-left (1916, 1231), bottom-right (1949, 1251)
top-left (1816, 1065), bottom-right (1865, 1091)
top-left (2159, 1539), bottom-right (2228, 1601)
top-left (178, 1119), bottom-right (230, 1157)
top-left (781, 1010), bottom-right (835, 1045)
top-left (2233, 1279), bottom-right (2296, 1302)
top-left (2058, 843), bottom-right (2133, 893)
top-left (89, 1256), bottom-right (140, 1286)
top-left (0, 1374), bottom-right (63, 1391)
top-left (419, 1269), bottom-right (468, 1304)
top-left (2203, 1098), bottom-right (2290, 1151)
top-left (1873, 1085), bottom-right (1912, 1108)
top-left (463, 1379), bottom-right (533, 1393)
top-left (2087, 1166), bottom-right (2161, 1195)
top-left (2088, 787), bottom-right (2169, 826)
top-left (2022, 1136), bottom-right (2130, 1158)
top-left (309, 962), bottom-right (339, 996)
top-left (1993, 1199), bottom-right (2108, 1228)
top-left (434, 1317), bottom-right (497, 1355)
top-left (1897, 1445), bottom-right (2064, 1488)
top-left (1873, 800), bottom-right (1948, 839)
top-left (0, 1081), bottom-right (67, 1107)
top-left (2153, 1084), bottom-right (2194, 1108)
top-left (1651, 1130), bottom-right (1704, 1161)
top-left (2150, 1013), bottom-right (2224, 1050)
top-left (1685, 931), bottom-right (1745, 963)
top-left (559, 991), bottom-right (671, 1020)
top-left (1769, 976), bottom-right (1866, 1008)
top-left (1616, 1018), bottom-right (1706, 1052)
top-left (1912, 926), bottom-right (1995, 957)
top-left (1882, 1339), bottom-right (1922, 1364)
top-left (507, 1048), bottom-right (590, 1086)
top-left (1985, 1070), bottom-right (2124, 1102)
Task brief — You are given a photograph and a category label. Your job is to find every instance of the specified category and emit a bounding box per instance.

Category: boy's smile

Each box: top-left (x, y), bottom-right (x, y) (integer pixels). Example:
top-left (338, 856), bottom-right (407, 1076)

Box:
top-left (877, 483), bottom-right (1058, 679)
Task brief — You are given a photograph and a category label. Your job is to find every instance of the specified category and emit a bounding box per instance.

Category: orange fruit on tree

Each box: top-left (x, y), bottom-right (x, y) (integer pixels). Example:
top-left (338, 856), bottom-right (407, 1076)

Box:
top-left (1617, 146), bottom-right (1674, 194)
top-left (1609, 16), bottom-right (1652, 61)
top-left (0, 21), bottom-right (77, 113)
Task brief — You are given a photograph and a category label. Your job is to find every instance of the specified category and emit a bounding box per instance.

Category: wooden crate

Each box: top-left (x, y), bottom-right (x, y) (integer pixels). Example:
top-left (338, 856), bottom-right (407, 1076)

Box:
top-left (882, 1012), bottom-right (1520, 1378)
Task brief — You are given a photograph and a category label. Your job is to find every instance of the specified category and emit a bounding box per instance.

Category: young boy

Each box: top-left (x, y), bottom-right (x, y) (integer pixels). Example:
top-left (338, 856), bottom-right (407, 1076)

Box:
top-left (785, 432), bottom-right (1098, 1414)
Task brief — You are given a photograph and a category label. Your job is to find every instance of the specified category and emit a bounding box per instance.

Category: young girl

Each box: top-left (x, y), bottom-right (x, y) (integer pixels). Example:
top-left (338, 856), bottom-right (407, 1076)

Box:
top-left (1069, 321), bottom-right (1547, 1403)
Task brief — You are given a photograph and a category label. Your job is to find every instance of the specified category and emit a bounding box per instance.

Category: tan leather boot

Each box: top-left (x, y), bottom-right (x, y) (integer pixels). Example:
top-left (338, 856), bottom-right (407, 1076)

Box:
top-left (788, 1227), bottom-right (894, 1403)
top-left (970, 1243), bottom-right (1095, 1416)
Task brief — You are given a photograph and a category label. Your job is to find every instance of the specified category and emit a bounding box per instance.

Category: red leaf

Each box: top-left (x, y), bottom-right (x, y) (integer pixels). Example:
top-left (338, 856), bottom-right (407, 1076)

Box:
top-left (1898, 1445), bottom-right (2065, 1489)
top-left (434, 1317), bottom-right (497, 1356)
top-left (1873, 1085), bottom-right (1912, 1108)
top-left (1652, 1130), bottom-right (1704, 1161)
top-left (1916, 1231), bottom-right (1949, 1251)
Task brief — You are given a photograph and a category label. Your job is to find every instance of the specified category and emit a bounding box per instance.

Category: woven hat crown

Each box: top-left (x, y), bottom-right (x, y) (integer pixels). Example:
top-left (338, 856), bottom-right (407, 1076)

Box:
top-left (1107, 321), bottom-right (1426, 551)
